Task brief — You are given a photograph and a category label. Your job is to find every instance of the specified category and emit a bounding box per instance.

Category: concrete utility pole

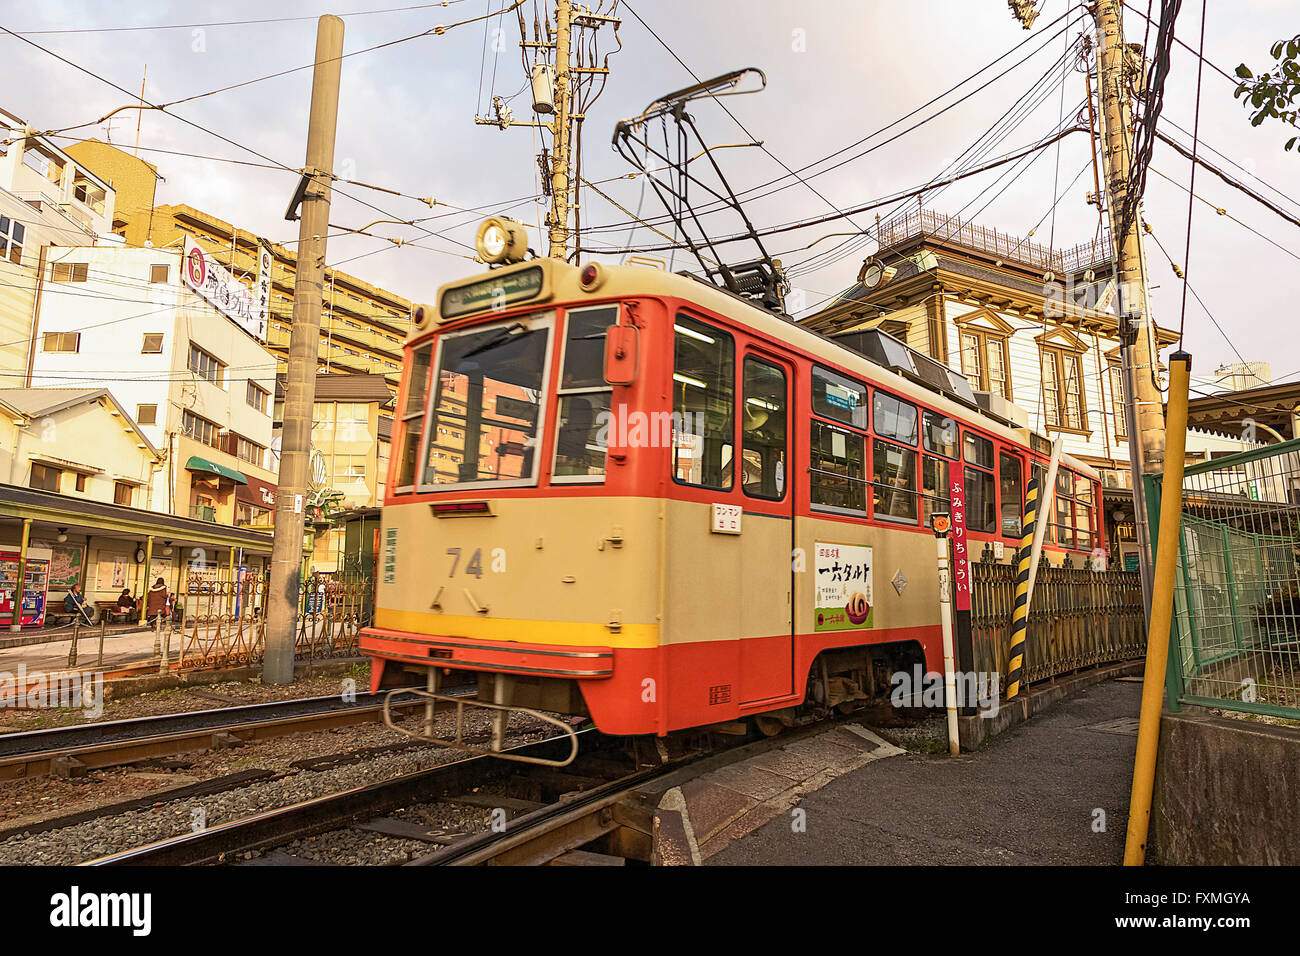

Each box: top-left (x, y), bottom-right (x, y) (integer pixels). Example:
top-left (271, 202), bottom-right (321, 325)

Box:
top-left (1094, 0), bottom-right (1165, 609)
top-left (264, 14), bottom-right (344, 684)
top-left (546, 0), bottom-right (573, 259)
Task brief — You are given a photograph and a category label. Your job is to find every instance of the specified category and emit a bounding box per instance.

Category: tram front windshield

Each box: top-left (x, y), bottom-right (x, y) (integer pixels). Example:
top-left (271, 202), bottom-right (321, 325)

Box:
top-left (422, 320), bottom-right (549, 486)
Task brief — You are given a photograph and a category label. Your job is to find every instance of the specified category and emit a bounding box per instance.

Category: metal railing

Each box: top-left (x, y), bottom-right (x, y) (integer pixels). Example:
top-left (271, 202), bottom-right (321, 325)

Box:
top-left (1150, 438), bottom-right (1300, 719)
top-left (969, 552), bottom-right (1146, 694)
top-left (169, 571), bottom-right (374, 670)
top-left (876, 207), bottom-right (1114, 276)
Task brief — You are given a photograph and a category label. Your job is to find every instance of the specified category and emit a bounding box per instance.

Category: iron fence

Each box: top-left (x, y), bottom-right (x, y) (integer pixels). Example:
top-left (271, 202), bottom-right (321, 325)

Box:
top-left (970, 553), bottom-right (1146, 695)
top-left (168, 571), bottom-right (374, 670)
top-left (1150, 438), bottom-right (1300, 719)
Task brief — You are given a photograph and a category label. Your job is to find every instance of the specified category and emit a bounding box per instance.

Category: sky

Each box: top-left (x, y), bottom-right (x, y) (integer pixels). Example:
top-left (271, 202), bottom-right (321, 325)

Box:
top-left (3, 0), bottom-right (1297, 389)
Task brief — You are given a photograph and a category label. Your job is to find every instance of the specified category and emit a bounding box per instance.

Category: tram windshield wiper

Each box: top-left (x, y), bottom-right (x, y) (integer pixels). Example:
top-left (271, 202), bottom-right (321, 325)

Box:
top-left (463, 322), bottom-right (527, 358)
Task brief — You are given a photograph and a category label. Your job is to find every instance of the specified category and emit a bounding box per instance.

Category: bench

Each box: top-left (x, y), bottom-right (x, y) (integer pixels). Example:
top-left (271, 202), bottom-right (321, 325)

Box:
top-left (93, 601), bottom-right (134, 625)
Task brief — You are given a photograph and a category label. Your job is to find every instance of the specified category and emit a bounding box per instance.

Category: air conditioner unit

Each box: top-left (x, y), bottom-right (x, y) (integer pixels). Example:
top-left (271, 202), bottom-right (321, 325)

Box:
top-left (973, 391), bottom-right (1028, 429)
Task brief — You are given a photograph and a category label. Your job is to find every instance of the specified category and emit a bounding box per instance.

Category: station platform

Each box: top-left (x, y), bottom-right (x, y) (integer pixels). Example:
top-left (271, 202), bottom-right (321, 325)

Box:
top-left (673, 678), bottom-right (1142, 866)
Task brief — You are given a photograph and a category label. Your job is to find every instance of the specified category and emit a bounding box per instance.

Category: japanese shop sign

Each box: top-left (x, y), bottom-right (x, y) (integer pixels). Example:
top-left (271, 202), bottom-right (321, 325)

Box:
top-left (814, 542), bottom-right (873, 632)
top-left (182, 235), bottom-right (267, 342)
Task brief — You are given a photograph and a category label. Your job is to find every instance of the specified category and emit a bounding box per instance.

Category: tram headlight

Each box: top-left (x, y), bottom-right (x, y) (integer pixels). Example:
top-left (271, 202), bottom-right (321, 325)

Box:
top-left (475, 217), bottom-right (528, 265)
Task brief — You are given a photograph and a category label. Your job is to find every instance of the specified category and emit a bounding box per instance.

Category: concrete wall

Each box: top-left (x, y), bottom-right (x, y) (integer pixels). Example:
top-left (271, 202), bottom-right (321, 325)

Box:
top-left (1152, 707), bottom-right (1300, 865)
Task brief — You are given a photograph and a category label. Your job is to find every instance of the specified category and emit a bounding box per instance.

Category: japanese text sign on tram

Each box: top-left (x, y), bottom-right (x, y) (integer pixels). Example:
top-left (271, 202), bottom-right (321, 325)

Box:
top-left (814, 542), bottom-right (874, 632)
top-left (949, 477), bottom-right (971, 611)
top-left (440, 266), bottom-right (544, 320)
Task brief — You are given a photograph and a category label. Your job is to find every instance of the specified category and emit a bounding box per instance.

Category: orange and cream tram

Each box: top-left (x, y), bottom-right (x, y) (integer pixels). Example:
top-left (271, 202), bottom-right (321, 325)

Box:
top-left (361, 228), bottom-right (1103, 748)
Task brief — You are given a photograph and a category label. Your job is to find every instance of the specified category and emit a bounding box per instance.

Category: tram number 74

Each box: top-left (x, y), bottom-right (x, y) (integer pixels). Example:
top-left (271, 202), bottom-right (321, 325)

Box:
top-left (446, 547), bottom-right (483, 578)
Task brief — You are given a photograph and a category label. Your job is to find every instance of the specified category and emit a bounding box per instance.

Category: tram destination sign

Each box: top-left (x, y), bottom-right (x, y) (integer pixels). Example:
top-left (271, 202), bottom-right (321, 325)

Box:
top-left (440, 266), bottom-right (545, 320)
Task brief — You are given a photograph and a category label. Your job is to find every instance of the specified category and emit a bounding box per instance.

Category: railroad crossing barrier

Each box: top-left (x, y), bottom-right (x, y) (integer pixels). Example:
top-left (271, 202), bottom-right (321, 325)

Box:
top-left (969, 552), bottom-right (1146, 695)
top-left (1150, 437), bottom-right (1300, 720)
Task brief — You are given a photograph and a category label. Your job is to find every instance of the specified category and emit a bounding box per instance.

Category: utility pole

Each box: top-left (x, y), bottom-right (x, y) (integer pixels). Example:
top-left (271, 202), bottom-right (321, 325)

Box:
top-left (474, 0), bottom-right (618, 261)
top-left (547, 0), bottom-right (573, 259)
top-left (1094, 0), bottom-right (1165, 612)
top-left (264, 14), bottom-right (344, 685)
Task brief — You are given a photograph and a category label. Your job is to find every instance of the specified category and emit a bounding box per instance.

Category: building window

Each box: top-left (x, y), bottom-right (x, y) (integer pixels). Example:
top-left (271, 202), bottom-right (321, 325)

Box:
top-left (188, 343), bottom-right (224, 385)
top-left (75, 473), bottom-right (88, 492)
top-left (149, 264), bottom-right (170, 284)
top-left (959, 330), bottom-right (1012, 400)
top-left (50, 262), bottom-right (88, 282)
top-left (113, 482), bottom-right (133, 507)
top-left (182, 409), bottom-right (220, 449)
top-left (142, 333), bottom-right (164, 354)
top-left (1108, 363), bottom-right (1127, 439)
top-left (246, 381), bottom-right (269, 414)
top-left (0, 216), bottom-right (24, 264)
top-left (42, 332), bottom-right (80, 353)
top-left (136, 404), bottom-right (158, 425)
top-left (233, 435), bottom-right (266, 468)
top-left (1041, 345), bottom-right (1086, 430)
top-left (334, 455), bottom-right (367, 483)
top-left (30, 463), bottom-right (60, 492)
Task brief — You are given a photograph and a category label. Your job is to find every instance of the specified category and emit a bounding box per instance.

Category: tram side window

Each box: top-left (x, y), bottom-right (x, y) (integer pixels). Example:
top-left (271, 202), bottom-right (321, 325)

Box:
top-left (396, 344), bottom-right (433, 488)
top-left (810, 421), bottom-right (865, 513)
top-left (963, 431), bottom-right (997, 533)
top-left (811, 365), bottom-right (868, 430)
top-left (1031, 462), bottom-right (1051, 542)
top-left (873, 391), bottom-right (918, 445)
top-left (554, 306), bottom-right (617, 480)
top-left (672, 316), bottom-right (734, 490)
top-left (922, 409), bottom-right (960, 459)
top-left (741, 358), bottom-right (787, 500)
top-left (873, 439), bottom-right (918, 522)
top-left (922, 454), bottom-right (950, 525)
top-left (1000, 453), bottom-right (1024, 538)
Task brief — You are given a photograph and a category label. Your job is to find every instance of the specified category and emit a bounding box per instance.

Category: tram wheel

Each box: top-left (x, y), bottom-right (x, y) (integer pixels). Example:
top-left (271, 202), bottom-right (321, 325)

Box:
top-left (754, 714), bottom-right (785, 737)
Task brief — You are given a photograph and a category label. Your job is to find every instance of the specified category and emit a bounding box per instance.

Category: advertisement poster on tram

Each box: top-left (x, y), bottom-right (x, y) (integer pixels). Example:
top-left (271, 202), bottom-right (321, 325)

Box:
top-left (813, 542), bottom-right (873, 632)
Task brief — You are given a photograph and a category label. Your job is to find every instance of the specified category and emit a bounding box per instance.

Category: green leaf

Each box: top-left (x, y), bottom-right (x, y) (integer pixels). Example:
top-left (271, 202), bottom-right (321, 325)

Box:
top-left (1287, 136), bottom-right (1298, 151)
top-left (1252, 113), bottom-right (1266, 126)
top-left (1271, 40), bottom-right (1284, 59)
top-left (1236, 63), bottom-right (1254, 79)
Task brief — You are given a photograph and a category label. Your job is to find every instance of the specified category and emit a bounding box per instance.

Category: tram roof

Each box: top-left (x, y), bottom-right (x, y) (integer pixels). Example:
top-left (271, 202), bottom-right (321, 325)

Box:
top-left (423, 258), bottom-right (1098, 479)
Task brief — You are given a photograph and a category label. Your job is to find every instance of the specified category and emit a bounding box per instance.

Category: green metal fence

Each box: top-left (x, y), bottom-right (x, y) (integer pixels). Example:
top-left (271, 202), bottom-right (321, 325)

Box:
top-left (1148, 438), bottom-right (1300, 718)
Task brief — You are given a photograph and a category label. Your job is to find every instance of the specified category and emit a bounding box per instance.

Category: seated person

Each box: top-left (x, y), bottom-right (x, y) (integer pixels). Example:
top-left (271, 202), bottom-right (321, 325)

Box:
top-left (63, 584), bottom-right (94, 623)
top-left (116, 589), bottom-right (136, 615)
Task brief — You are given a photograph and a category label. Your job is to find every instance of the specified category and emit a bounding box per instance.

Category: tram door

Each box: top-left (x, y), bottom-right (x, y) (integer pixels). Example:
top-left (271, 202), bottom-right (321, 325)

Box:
top-left (737, 352), bottom-right (796, 704)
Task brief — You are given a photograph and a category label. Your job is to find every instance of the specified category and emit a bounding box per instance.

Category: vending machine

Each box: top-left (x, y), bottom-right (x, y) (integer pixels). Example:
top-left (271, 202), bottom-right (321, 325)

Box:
top-left (0, 547), bottom-right (52, 628)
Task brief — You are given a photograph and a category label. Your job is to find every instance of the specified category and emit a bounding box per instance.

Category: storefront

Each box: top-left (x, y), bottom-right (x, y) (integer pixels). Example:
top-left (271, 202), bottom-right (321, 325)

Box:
top-left (0, 482), bottom-right (290, 630)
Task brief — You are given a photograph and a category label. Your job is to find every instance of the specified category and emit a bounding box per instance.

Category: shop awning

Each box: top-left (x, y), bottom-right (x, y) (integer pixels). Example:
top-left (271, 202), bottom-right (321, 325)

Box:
top-left (184, 456), bottom-right (247, 485)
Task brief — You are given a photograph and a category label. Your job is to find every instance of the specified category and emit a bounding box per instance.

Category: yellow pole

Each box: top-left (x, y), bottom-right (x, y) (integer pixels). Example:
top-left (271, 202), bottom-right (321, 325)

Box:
top-left (139, 535), bottom-right (153, 626)
top-left (1123, 350), bottom-right (1192, 866)
top-left (10, 518), bottom-right (31, 631)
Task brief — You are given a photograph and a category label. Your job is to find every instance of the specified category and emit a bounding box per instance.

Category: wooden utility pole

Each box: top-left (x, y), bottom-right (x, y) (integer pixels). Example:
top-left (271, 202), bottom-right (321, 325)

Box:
top-left (1094, 0), bottom-right (1165, 608)
top-left (264, 14), bottom-right (344, 684)
top-left (547, 0), bottom-right (573, 259)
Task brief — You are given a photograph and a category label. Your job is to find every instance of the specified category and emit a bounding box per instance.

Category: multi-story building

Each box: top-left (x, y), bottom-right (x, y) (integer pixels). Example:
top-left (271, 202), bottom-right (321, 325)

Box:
top-left (0, 387), bottom-right (163, 506)
top-left (803, 207), bottom-right (1250, 565)
top-left (26, 245), bottom-right (278, 528)
top-left (276, 373), bottom-right (393, 571)
top-left (0, 109), bottom-right (116, 377)
top-left (64, 140), bottom-right (413, 410)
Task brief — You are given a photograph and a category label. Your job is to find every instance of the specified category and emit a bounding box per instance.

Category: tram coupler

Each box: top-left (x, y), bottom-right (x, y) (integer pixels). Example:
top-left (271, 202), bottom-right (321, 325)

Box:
top-left (382, 672), bottom-right (580, 767)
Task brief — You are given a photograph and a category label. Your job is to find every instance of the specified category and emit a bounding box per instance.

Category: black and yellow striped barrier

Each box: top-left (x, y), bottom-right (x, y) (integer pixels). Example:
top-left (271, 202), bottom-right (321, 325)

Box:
top-left (1006, 475), bottom-right (1038, 699)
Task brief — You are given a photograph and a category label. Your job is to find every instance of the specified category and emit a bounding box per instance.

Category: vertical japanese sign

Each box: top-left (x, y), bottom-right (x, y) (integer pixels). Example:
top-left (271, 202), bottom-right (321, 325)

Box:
top-left (814, 542), bottom-right (873, 632)
top-left (255, 242), bottom-right (274, 329)
top-left (949, 477), bottom-right (971, 611)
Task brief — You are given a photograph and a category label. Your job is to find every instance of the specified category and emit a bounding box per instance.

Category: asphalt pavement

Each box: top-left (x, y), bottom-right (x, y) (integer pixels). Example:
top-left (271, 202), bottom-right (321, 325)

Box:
top-left (709, 678), bottom-right (1142, 866)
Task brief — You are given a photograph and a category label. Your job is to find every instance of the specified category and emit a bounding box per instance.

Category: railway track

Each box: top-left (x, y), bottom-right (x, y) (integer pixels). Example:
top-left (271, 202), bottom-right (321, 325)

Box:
top-left (84, 719), bottom-right (840, 867)
top-left (0, 689), bottom-right (442, 780)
